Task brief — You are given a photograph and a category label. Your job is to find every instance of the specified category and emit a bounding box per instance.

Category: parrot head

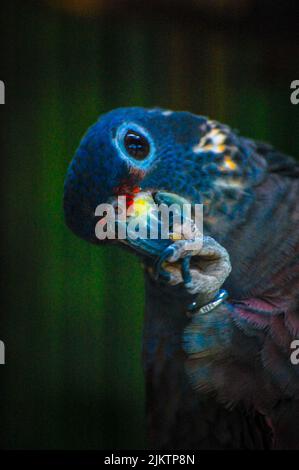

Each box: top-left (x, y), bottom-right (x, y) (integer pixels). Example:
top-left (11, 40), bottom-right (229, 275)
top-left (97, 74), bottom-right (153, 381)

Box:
top-left (64, 107), bottom-right (266, 245)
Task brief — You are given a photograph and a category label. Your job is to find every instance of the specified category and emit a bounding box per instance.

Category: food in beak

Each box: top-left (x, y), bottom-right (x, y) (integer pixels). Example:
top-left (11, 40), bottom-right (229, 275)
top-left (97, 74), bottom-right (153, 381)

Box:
top-left (114, 190), bottom-right (203, 283)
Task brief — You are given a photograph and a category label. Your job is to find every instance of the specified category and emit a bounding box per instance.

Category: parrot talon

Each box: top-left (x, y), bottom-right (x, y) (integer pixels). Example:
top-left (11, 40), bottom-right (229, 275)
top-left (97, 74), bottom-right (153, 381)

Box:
top-left (154, 246), bottom-right (192, 285)
top-left (154, 245), bottom-right (176, 280)
top-left (157, 267), bottom-right (172, 282)
top-left (181, 256), bottom-right (192, 285)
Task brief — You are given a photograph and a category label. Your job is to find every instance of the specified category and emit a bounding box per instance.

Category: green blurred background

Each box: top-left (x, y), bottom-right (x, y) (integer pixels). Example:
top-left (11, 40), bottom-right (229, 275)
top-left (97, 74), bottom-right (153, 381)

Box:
top-left (0, 0), bottom-right (298, 449)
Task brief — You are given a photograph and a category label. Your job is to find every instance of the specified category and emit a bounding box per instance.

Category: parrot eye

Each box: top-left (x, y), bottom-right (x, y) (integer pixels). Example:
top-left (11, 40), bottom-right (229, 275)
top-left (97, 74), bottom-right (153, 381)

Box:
top-left (114, 123), bottom-right (155, 167)
top-left (124, 130), bottom-right (150, 160)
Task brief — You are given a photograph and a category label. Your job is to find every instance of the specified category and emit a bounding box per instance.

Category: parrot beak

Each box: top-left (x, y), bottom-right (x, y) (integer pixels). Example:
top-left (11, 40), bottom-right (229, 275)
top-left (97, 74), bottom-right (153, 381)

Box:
top-left (112, 190), bottom-right (200, 283)
top-left (114, 190), bottom-right (189, 254)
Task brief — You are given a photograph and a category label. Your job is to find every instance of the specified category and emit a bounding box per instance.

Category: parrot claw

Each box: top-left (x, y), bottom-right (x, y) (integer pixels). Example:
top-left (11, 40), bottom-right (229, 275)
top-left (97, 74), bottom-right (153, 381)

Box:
top-left (154, 245), bottom-right (192, 285)
top-left (153, 235), bottom-right (231, 306)
top-left (154, 245), bottom-right (176, 280)
top-left (181, 256), bottom-right (192, 284)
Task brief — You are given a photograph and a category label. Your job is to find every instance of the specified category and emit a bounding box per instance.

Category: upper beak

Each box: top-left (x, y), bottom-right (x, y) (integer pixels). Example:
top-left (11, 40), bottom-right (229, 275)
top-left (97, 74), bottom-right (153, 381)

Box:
top-left (115, 190), bottom-right (194, 257)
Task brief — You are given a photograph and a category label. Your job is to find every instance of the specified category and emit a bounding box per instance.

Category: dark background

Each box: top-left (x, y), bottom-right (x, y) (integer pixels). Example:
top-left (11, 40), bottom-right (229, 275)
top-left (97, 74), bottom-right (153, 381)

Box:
top-left (0, 0), bottom-right (298, 449)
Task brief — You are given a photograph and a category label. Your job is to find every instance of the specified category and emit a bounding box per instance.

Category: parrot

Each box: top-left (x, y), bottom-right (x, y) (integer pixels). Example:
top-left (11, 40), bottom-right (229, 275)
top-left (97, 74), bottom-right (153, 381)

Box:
top-left (63, 107), bottom-right (299, 449)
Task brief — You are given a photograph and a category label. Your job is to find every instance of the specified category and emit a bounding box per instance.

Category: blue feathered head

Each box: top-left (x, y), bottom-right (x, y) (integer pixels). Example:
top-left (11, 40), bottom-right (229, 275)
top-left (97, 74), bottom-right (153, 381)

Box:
top-left (64, 107), bottom-right (265, 243)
